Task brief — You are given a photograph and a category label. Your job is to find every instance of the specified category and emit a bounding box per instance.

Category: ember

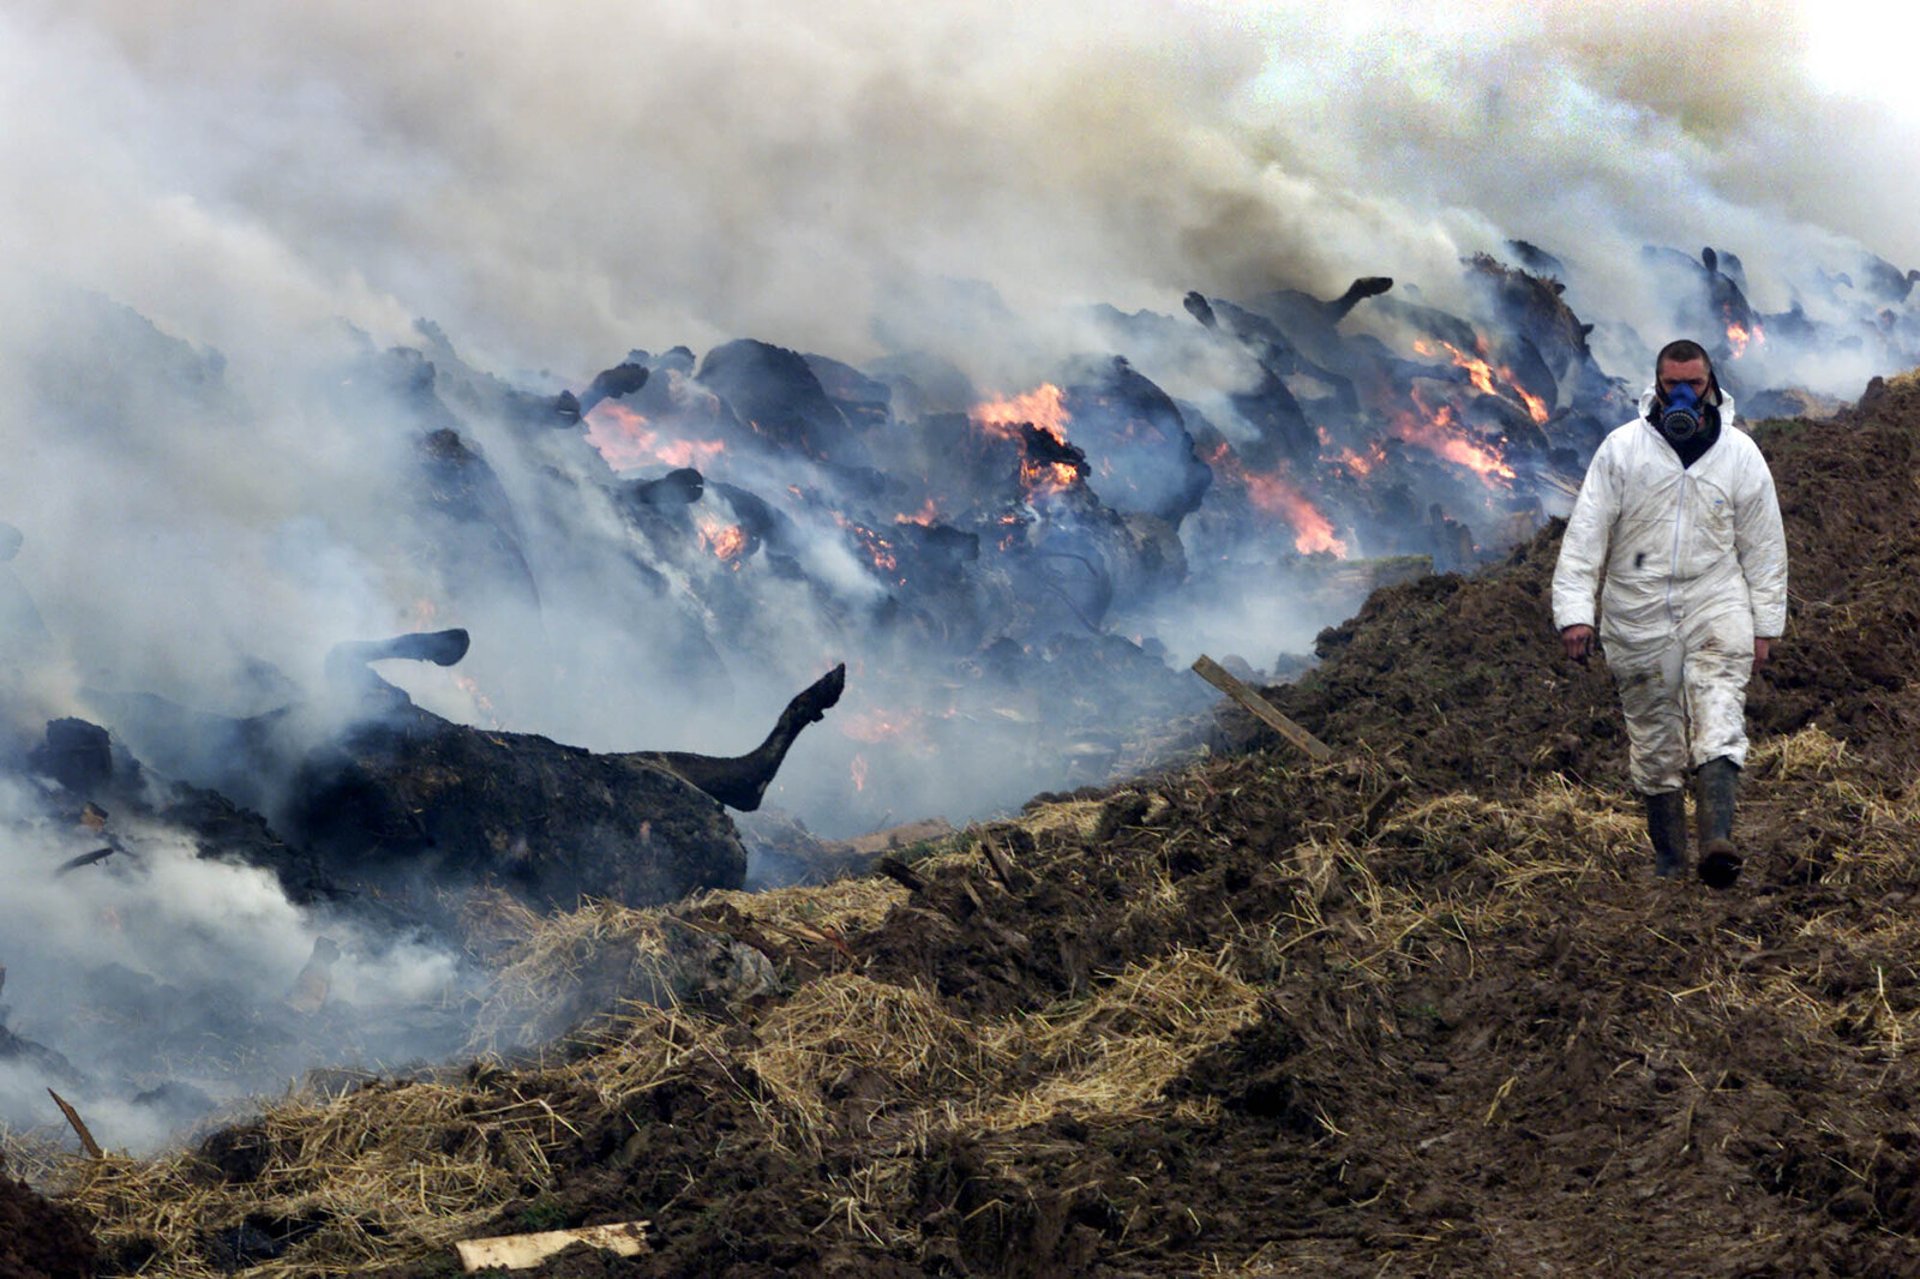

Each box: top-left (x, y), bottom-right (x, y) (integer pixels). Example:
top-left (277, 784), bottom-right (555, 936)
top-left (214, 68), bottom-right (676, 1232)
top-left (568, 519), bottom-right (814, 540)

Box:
top-left (1392, 395), bottom-right (1517, 482)
top-left (698, 516), bottom-right (748, 563)
top-left (838, 705), bottom-right (924, 743)
top-left (585, 400), bottom-right (728, 470)
top-left (1242, 469), bottom-right (1347, 556)
top-left (894, 498), bottom-right (940, 526)
top-left (834, 514), bottom-right (901, 578)
top-left (1418, 337), bottom-right (1552, 425)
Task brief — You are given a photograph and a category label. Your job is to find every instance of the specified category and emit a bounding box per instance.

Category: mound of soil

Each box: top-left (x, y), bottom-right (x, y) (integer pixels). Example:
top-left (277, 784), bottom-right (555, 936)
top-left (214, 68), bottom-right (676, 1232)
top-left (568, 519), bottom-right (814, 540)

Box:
top-left (61, 374), bottom-right (1920, 1277)
top-left (0, 1166), bottom-right (94, 1279)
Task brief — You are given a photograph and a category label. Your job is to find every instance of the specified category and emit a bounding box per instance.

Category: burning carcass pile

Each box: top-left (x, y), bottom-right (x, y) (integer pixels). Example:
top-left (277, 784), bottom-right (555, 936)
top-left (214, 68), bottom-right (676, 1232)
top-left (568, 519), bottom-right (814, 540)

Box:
top-left (1, 236), bottom-right (1917, 1162)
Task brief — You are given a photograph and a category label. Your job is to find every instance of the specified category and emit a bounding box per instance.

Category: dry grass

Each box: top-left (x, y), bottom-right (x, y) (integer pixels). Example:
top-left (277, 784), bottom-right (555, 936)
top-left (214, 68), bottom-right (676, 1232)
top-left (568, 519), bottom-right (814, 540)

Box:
top-left (746, 972), bottom-right (1008, 1146)
top-left (61, 1077), bottom-right (569, 1276)
top-left (41, 724), bottom-right (1920, 1275)
top-left (0, 1125), bottom-right (72, 1188)
top-left (48, 998), bottom-right (741, 1277)
top-left (967, 948), bottom-right (1261, 1134)
top-left (734, 946), bottom-right (1265, 1244)
top-left (694, 873), bottom-right (909, 937)
top-left (473, 873), bottom-right (917, 1051)
top-left (468, 896), bottom-right (674, 1051)
top-left (1019, 798), bottom-right (1108, 841)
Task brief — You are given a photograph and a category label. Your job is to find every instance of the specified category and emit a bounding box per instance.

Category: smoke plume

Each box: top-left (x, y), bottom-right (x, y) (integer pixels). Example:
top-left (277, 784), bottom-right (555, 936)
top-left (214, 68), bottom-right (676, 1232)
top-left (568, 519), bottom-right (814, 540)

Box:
top-left (1, 0), bottom-right (1917, 1150)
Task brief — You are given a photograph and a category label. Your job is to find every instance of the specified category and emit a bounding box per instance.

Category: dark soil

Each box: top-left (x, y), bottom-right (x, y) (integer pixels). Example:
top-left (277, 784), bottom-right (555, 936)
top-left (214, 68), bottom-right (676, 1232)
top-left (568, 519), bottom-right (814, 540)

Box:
top-left (85, 374), bottom-right (1920, 1276)
top-left (0, 1166), bottom-right (95, 1279)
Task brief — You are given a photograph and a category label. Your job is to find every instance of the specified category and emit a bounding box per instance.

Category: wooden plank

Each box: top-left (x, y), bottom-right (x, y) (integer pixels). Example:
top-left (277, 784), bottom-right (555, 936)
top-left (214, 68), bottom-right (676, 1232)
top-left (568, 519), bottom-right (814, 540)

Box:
top-left (455, 1221), bottom-right (650, 1271)
top-left (1190, 656), bottom-right (1334, 763)
top-left (48, 1089), bottom-right (103, 1158)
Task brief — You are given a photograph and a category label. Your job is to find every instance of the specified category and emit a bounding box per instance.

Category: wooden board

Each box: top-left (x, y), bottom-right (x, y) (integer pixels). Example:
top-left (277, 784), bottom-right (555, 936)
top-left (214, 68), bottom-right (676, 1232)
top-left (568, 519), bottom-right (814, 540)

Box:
top-left (1190, 656), bottom-right (1334, 762)
top-left (455, 1221), bottom-right (650, 1271)
top-left (47, 1089), bottom-right (102, 1158)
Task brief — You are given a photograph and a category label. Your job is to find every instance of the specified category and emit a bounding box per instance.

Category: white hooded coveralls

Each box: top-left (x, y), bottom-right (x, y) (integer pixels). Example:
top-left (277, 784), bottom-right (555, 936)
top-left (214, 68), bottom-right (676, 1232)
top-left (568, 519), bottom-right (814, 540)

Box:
top-left (1551, 391), bottom-right (1788, 794)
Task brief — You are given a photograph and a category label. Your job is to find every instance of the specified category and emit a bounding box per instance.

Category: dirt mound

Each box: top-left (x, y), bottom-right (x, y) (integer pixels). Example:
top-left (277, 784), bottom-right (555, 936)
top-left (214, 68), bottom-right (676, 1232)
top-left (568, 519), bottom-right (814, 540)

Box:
top-left (0, 1164), bottom-right (95, 1279)
top-left (49, 728), bottom-right (1920, 1276)
top-left (26, 375), bottom-right (1920, 1276)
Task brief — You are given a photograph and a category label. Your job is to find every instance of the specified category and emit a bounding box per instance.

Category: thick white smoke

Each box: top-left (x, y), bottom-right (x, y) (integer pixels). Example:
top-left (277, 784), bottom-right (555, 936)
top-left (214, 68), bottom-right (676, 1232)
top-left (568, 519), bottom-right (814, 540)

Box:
top-left (0, 775), bottom-right (467, 1153)
top-left (5, 1), bottom-right (1915, 372)
top-left (1, 0), bottom-right (1918, 1150)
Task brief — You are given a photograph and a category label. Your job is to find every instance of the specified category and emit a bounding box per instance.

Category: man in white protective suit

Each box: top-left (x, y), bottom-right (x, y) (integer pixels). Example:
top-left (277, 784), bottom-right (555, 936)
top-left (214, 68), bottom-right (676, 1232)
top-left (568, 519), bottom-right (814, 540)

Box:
top-left (1552, 339), bottom-right (1788, 887)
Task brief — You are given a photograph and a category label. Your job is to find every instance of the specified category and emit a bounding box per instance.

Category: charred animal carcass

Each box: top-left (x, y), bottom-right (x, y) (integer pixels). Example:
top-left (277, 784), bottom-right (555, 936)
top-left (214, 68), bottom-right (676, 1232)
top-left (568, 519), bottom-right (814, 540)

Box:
top-left (75, 631), bottom-right (846, 927)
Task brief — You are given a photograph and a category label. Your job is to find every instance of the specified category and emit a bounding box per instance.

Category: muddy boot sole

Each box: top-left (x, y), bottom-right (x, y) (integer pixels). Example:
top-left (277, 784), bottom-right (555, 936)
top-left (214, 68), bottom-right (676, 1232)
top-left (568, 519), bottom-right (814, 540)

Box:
top-left (1698, 838), bottom-right (1742, 889)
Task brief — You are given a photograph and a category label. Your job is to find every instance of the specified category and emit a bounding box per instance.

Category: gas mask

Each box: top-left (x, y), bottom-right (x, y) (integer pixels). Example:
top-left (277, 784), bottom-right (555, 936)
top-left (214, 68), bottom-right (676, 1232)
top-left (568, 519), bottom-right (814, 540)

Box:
top-left (1657, 382), bottom-right (1707, 443)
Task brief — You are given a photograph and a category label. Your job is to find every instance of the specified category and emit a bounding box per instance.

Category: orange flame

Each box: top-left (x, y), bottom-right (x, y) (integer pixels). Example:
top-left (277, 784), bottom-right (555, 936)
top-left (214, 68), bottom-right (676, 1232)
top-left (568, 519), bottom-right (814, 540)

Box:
top-left (585, 401), bottom-right (728, 470)
top-left (1337, 446), bottom-right (1382, 477)
top-left (970, 385), bottom-right (1083, 500)
top-left (1445, 340), bottom-right (1499, 396)
top-left (1726, 321), bottom-right (1765, 359)
top-left (1207, 442), bottom-right (1347, 555)
top-left (850, 754), bottom-right (869, 792)
top-left (840, 705), bottom-right (924, 743)
top-left (1513, 384), bottom-right (1551, 425)
top-left (1393, 401), bottom-right (1516, 482)
top-left (972, 384), bottom-right (1070, 444)
top-left (695, 513), bottom-right (747, 566)
top-left (1416, 338), bottom-right (1551, 425)
top-left (834, 513), bottom-right (901, 577)
top-left (453, 673), bottom-right (504, 729)
top-left (1020, 458), bottom-right (1081, 497)
top-left (1244, 470), bottom-right (1347, 555)
top-left (894, 498), bottom-right (939, 527)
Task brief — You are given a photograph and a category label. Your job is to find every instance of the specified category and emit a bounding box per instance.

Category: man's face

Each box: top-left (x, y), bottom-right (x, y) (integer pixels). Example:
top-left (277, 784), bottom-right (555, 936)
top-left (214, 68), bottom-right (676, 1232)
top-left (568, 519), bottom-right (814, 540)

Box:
top-left (1658, 357), bottom-right (1711, 400)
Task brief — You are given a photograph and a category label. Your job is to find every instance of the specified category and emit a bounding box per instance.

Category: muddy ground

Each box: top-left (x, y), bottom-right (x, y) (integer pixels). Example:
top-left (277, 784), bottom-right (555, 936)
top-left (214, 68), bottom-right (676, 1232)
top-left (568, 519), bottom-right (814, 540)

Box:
top-left (26, 372), bottom-right (1920, 1276)
top-left (0, 1165), bottom-right (93, 1279)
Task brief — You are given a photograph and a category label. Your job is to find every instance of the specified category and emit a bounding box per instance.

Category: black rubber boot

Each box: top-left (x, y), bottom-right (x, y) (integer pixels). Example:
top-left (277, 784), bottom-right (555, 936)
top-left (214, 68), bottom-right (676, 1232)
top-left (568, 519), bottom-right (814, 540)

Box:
top-left (1644, 790), bottom-right (1689, 878)
top-left (1694, 757), bottom-right (1742, 889)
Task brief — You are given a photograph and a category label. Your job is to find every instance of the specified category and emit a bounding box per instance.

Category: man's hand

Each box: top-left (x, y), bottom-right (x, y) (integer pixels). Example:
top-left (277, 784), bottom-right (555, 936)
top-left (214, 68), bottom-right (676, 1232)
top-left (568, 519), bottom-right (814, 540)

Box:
top-left (1561, 624), bottom-right (1595, 662)
top-left (1754, 636), bottom-right (1773, 673)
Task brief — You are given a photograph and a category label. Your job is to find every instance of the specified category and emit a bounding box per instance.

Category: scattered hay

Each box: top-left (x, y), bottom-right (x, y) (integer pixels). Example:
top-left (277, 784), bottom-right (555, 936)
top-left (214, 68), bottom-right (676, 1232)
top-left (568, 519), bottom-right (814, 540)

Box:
top-left (1750, 724), bottom-right (1854, 781)
top-left (470, 898), bottom-right (674, 1050)
top-left (0, 1125), bottom-right (71, 1188)
top-left (969, 948), bottom-right (1262, 1133)
top-left (43, 708), bottom-right (1920, 1275)
top-left (747, 972), bottom-right (1006, 1144)
top-left (1018, 798), bottom-right (1107, 841)
top-left (64, 1076), bottom-right (571, 1275)
top-left (693, 872), bottom-right (908, 937)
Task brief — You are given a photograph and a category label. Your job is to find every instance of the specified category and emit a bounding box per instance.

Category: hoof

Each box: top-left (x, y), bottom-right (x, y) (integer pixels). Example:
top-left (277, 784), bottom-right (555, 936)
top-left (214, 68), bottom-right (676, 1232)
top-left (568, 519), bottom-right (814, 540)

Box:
top-left (798, 663), bottom-right (847, 725)
top-left (390, 628), bottom-right (471, 667)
